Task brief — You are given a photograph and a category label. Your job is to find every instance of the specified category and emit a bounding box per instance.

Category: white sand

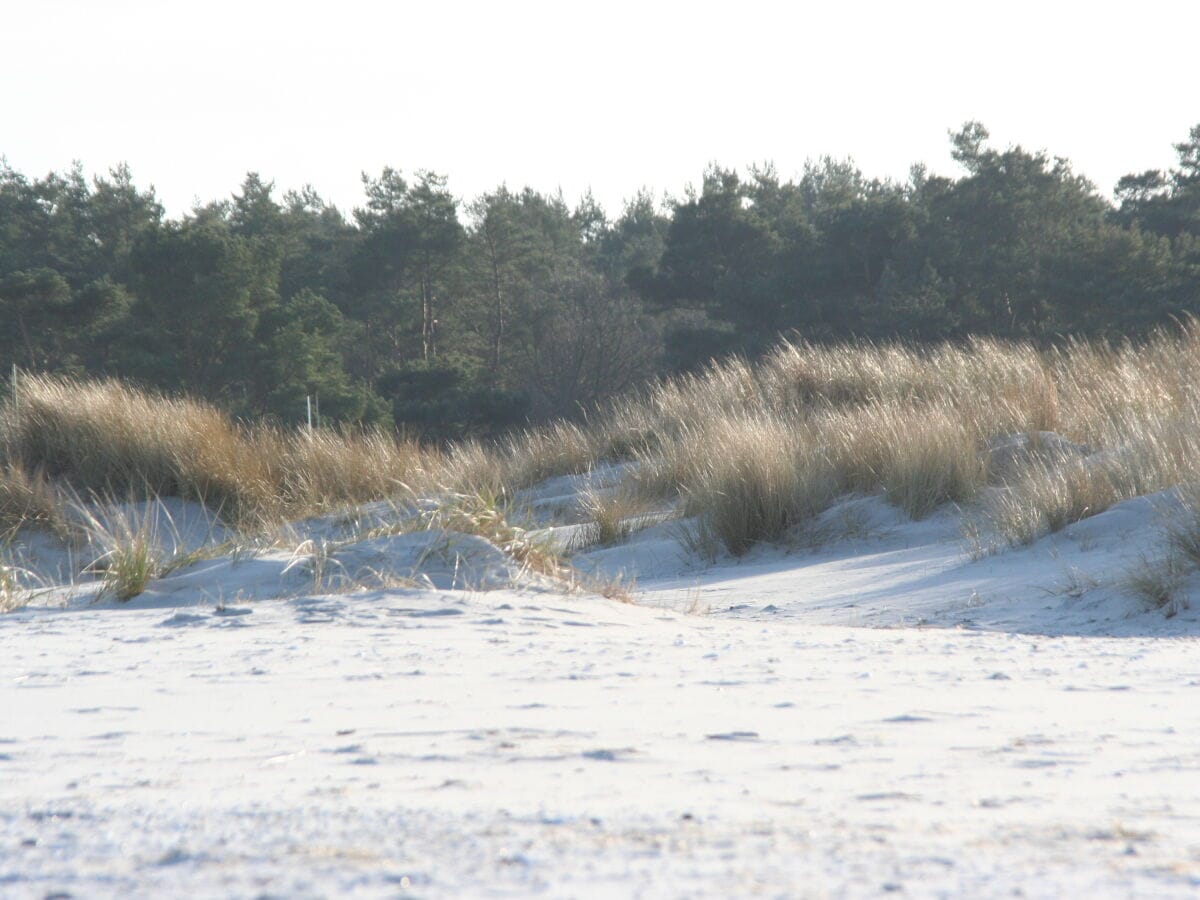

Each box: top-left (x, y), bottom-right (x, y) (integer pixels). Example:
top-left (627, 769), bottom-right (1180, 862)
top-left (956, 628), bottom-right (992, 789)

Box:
top-left (3, 485), bottom-right (1200, 897)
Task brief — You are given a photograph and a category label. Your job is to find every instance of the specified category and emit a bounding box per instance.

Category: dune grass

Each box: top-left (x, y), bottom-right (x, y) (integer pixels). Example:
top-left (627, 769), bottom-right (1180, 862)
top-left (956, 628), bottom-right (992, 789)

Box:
top-left (0, 533), bottom-right (45, 613)
top-left (72, 500), bottom-right (195, 602)
top-left (1124, 552), bottom-right (1191, 617)
top-left (0, 462), bottom-right (71, 539)
top-left (678, 414), bottom-right (838, 557)
top-left (1, 374), bottom-right (440, 529)
top-left (577, 483), bottom-right (652, 548)
top-left (416, 488), bottom-right (572, 584)
top-left (8, 322), bottom-right (1200, 587)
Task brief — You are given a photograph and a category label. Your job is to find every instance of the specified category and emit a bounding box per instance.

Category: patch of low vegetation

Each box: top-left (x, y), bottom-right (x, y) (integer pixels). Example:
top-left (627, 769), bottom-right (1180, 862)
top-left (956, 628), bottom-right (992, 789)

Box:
top-left (0, 552), bottom-right (41, 613)
top-left (680, 414), bottom-right (838, 556)
top-left (577, 483), bottom-right (656, 548)
top-left (418, 489), bottom-right (569, 583)
top-left (1123, 553), bottom-right (1191, 617)
top-left (1, 374), bottom-right (439, 529)
top-left (1052, 565), bottom-right (1102, 600)
top-left (0, 462), bottom-right (71, 539)
top-left (282, 538), bottom-right (345, 593)
top-left (75, 502), bottom-right (171, 602)
top-left (96, 532), bottom-right (160, 601)
top-left (10, 322), bottom-right (1200, 602)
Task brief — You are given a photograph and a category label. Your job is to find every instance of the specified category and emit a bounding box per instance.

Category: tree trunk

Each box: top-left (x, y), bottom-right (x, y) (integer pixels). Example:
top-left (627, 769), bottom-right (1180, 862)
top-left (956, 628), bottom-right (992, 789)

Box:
top-left (490, 259), bottom-right (505, 386)
top-left (16, 312), bottom-right (38, 369)
top-left (421, 271), bottom-right (434, 361)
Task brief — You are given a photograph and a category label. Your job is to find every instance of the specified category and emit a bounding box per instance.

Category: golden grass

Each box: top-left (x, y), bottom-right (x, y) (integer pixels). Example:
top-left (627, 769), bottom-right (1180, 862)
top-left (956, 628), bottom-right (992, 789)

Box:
top-left (1, 374), bottom-right (439, 529)
top-left (9, 321), bottom-right (1200, 571)
top-left (1123, 553), bottom-right (1190, 616)
top-left (260, 426), bottom-right (435, 517)
top-left (875, 409), bottom-right (985, 520)
top-left (3, 375), bottom-right (269, 511)
top-left (973, 404), bottom-right (1200, 550)
top-left (0, 462), bottom-right (70, 539)
top-left (679, 414), bottom-right (838, 556)
top-left (976, 457), bottom-right (1122, 548)
top-left (637, 323), bottom-right (1200, 553)
top-left (502, 421), bottom-right (598, 487)
top-left (578, 484), bottom-right (652, 548)
top-left (0, 559), bottom-right (38, 613)
top-left (418, 489), bottom-right (570, 582)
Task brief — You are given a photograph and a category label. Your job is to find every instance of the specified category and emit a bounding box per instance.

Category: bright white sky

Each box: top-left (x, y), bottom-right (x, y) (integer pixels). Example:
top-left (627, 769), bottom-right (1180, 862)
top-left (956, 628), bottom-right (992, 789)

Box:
top-left (4, 0), bottom-right (1198, 217)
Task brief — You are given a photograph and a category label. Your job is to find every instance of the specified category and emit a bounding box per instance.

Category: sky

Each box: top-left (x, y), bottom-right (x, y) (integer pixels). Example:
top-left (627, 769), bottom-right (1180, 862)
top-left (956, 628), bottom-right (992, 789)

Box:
top-left (3, 0), bottom-right (1198, 217)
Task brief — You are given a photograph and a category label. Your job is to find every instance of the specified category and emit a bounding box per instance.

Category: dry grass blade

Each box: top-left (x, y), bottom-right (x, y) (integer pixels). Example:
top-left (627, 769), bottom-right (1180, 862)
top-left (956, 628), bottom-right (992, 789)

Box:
top-left (0, 462), bottom-right (71, 539)
top-left (1123, 553), bottom-right (1191, 617)
top-left (421, 490), bottom-right (570, 582)
top-left (681, 415), bottom-right (837, 556)
top-left (0, 549), bottom-right (45, 613)
top-left (10, 321), bottom-right (1200, 566)
top-left (73, 499), bottom-right (187, 603)
top-left (577, 482), bottom-right (656, 548)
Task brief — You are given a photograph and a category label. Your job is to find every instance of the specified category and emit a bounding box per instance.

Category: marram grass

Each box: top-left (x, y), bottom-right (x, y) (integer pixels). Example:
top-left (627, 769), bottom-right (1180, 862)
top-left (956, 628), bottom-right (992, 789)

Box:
top-left (8, 322), bottom-right (1200, 572)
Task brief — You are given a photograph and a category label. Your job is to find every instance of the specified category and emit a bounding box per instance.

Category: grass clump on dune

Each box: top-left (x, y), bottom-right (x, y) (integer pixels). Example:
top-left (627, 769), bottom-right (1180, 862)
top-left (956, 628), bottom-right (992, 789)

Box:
top-left (1123, 553), bottom-right (1190, 617)
top-left (419, 489), bottom-right (568, 582)
top-left (2, 374), bottom-right (272, 516)
top-left (873, 409), bottom-right (984, 520)
top-left (680, 415), bottom-right (837, 557)
top-left (0, 559), bottom-right (41, 613)
top-left (824, 400), bottom-right (986, 519)
top-left (973, 455), bottom-right (1122, 549)
top-left (577, 482), bottom-right (659, 549)
top-left (10, 321), bottom-right (1200, 575)
top-left (93, 527), bottom-right (161, 602)
top-left (1, 374), bottom-right (439, 529)
top-left (73, 500), bottom-right (205, 603)
top-left (973, 403), bottom-right (1200, 550)
top-left (0, 462), bottom-right (71, 539)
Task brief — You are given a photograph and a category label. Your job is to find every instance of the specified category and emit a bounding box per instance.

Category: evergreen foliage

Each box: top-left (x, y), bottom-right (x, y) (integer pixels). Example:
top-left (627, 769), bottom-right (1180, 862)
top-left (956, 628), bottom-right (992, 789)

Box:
top-left (2, 123), bottom-right (1199, 432)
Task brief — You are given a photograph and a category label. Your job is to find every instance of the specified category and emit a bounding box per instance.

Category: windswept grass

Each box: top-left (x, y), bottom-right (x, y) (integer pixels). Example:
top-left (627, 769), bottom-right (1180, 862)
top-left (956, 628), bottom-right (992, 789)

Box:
top-left (577, 484), bottom-right (652, 548)
top-left (679, 414), bottom-right (838, 557)
top-left (1124, 553), bottom-right (1190, 617)
top-left (875, 410), bottom-right (983, 520)
top-left (823, 400), bottom-right (985, 518)
top-left (260, 426), bottom-right (434, 515)
top-left (1, 374), bottom-right (439, 529)
top-left (972, 403), bottom-right (1200, 550)
top-left (0, 462), bottom-right (70, 539)
top-left (0, 544), bottom-right (44, 613)
top-left (976, 456), bottom-right (1124, 548)
top-left (9, 321), bottom-right (1200, 580)
top-left (3, 375), bottom-right (271, 516)
top-left (418, 489), bottom-right (569, 582)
